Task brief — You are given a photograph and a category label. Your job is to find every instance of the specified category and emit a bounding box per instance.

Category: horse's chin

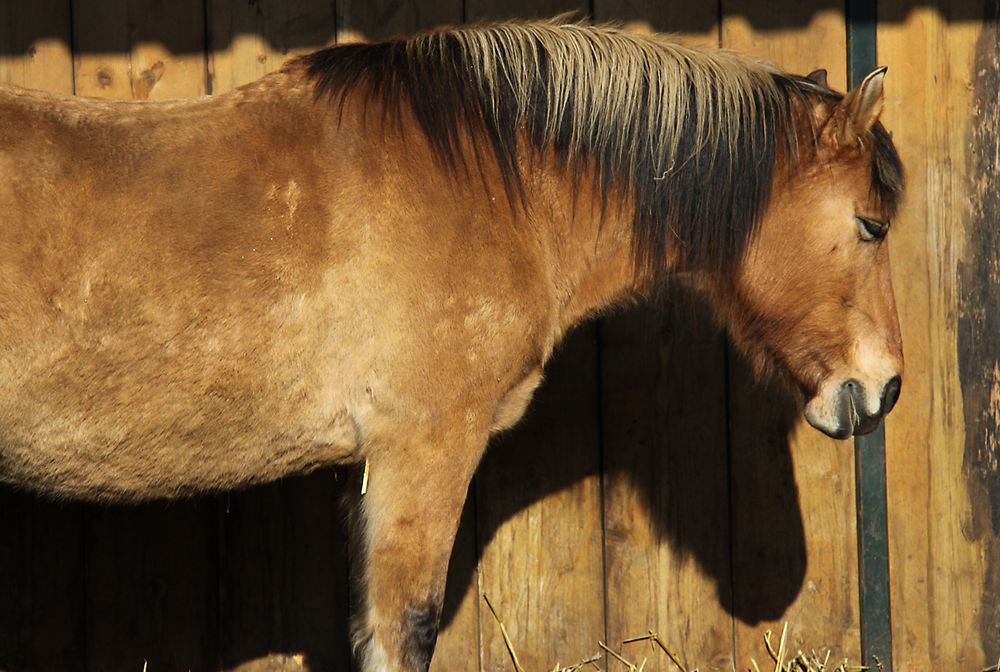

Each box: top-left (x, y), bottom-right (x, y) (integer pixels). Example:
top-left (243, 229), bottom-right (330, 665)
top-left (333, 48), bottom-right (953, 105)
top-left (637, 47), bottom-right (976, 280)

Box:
top-left (803, 402), bottom-right (856, 439)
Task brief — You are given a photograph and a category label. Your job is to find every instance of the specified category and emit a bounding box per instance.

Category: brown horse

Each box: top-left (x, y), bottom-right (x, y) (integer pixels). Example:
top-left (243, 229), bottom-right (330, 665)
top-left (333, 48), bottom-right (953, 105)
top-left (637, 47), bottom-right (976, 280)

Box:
top-left (0, 18), bottom-right (903, 672)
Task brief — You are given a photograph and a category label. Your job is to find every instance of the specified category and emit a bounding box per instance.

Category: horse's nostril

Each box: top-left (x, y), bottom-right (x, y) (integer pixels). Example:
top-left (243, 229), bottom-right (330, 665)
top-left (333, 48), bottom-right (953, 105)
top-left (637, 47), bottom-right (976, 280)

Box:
top-left (841, 378), bottom-right (861, 394)
top-left (882, 375), bottom-right (902, 414)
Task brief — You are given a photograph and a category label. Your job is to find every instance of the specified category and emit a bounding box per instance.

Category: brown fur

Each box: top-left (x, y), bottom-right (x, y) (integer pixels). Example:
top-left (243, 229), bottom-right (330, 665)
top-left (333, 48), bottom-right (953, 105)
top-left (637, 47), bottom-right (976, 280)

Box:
top-left (0, 19), bottom-right (903, 672)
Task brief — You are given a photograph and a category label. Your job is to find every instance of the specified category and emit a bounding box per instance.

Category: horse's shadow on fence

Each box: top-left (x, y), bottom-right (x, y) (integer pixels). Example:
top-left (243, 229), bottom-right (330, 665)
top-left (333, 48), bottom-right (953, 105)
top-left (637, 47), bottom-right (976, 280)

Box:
top-left (439, 283), bottom-right (807, 637)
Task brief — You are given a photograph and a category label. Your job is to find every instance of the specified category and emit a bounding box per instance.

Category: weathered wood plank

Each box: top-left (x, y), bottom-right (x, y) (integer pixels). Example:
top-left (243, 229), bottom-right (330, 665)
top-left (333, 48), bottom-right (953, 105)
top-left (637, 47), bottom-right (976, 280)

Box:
top-left (877, 2), bottom-right (992, 667)
top-left (464, 0), bottom-right (581, 21)
top-left (0, 0), bottom-right (74, 91)
top-left (337, 0), bottom-right (463, 42)
top-left (84, 501), bottom-right (219, 672)
top-left (0, 8), bottom-right (84, 670)
top-left (956, 0), bottom-right (1000, 662)
top-left (720, 4), bottom-right (862, 665)
top-left (0, 495), bottom-right (86, 672)
top-left (599, 289), bottom-right (735, 671)
top-left (219, 474), bottom-right (352, 672)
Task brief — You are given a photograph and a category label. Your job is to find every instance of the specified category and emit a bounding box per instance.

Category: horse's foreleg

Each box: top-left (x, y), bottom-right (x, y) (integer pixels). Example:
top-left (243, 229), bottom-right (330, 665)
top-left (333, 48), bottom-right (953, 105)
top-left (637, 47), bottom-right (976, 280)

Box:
top-left (354, 429), bottom-right (485, 672)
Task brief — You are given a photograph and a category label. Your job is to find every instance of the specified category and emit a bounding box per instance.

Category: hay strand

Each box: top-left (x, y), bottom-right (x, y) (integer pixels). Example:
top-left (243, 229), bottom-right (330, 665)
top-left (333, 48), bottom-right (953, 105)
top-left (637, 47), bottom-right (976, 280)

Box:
top-left (482, 607), bottom-right (863, 672)
top-left (622, 632), bottom-right (688, 672)
top-left (484, 594), bottom-right (527, 672)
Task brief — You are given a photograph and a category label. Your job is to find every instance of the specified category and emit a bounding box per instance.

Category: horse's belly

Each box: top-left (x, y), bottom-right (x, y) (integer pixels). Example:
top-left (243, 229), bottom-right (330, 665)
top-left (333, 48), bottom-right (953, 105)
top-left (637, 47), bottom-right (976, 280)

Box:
top-left (0, 402), bottom-right (361, 501)
top-left (0, 342), bottom-right (363, 501)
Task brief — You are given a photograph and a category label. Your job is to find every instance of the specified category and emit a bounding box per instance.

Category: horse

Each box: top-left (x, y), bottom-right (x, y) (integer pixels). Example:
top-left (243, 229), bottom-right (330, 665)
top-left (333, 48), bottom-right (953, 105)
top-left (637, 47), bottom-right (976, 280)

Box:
top-left (0, 17), bottom-right (903, 672)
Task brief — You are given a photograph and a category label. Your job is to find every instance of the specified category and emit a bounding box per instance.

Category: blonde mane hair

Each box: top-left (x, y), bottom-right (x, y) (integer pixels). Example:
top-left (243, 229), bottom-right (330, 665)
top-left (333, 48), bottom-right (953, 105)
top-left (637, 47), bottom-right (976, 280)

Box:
top-left (301, 18), bottom-right (902, 278)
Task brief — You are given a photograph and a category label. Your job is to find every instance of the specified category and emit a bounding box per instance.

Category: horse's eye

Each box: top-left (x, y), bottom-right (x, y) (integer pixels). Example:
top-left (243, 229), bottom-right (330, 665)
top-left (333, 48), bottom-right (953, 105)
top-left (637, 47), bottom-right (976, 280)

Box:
top-left (856, 216), bottom-right (888, 242)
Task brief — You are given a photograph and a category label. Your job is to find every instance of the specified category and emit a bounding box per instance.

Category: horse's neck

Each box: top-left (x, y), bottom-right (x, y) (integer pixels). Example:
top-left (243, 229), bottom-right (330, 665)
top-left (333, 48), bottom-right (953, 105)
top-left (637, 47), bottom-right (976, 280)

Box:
top-left (529, 167), bottom-right (651, 335)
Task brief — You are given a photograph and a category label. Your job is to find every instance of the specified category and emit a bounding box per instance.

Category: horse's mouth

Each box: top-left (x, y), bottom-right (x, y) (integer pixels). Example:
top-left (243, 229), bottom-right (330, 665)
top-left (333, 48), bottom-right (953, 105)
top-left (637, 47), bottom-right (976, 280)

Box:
top-left (803, 376), bottom-right (901, 439)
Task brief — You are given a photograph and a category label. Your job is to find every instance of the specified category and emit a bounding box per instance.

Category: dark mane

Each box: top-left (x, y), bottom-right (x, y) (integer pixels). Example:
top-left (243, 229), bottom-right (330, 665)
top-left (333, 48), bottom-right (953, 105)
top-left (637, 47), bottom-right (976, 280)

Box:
top-left (299, 20), bottom-right (902, 280)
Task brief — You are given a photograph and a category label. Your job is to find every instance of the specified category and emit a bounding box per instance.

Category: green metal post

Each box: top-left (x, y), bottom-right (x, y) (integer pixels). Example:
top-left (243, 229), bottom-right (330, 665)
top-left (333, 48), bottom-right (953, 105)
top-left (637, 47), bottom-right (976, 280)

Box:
top-left (848, 2), bottom-right (894, 668)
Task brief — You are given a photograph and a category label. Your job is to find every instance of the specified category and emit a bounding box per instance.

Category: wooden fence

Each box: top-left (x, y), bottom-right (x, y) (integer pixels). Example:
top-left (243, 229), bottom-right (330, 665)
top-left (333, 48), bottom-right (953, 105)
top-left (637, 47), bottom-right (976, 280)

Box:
top-left (0, 1), bottom-right (997, 670)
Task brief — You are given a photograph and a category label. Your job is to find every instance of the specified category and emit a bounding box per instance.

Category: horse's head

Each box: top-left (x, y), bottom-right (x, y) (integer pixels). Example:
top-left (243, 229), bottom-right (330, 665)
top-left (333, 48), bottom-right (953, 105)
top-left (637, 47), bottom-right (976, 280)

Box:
top-left (728, 68), bottom-right (904, 439)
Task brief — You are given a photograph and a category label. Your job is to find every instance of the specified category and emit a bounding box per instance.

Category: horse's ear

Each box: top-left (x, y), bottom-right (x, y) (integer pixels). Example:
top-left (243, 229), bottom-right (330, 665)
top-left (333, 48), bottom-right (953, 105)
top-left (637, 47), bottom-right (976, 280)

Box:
top-left (836, 67), bottom-right (887, 146)
top-left (806, 68), bottom-right (828, 88)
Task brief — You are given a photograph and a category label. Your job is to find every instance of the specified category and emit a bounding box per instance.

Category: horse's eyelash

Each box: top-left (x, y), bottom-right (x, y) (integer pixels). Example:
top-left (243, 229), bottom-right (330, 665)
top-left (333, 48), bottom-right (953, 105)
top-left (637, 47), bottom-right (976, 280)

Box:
top-left (856, 216), bottom-right (888, 239)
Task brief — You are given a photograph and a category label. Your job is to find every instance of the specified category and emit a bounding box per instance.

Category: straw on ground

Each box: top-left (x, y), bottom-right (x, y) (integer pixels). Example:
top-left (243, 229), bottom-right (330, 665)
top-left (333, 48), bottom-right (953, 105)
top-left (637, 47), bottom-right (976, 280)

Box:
top-left (482, 594), bottom-right (870, 672)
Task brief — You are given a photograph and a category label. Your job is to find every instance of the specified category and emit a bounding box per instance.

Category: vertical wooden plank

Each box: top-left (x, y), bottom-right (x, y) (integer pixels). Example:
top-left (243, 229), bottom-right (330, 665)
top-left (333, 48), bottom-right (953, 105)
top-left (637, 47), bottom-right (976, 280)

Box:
top-left (84, 501), bottom-right (219, 671)
top-left (219, 474), bottom-right (352, 672)
top-left (598, 290), bottom-right (735, 671)
top-left (0, 0), bottom-right (74, 91)
top-left (464, 0), bottom-right (581, 22)
top-left (957, 0), bottom-right (1000, 663)
top-left (0, 7), bottom-right (85, 670)
top-left (337, 0), bottom-right (463, 42)
top-left (475, 331), bottom-right (606, 672)
top-left (720, 4), bottom-right (863, 665)
top-left (0, 494), bottom-right (86, 672)
top-left (592, 0), bottom-right (717, 36)
top-left (207, 0), bottom-right (335, 94)
top-left (877, 2), bottom-right (991, 668)
top-left (70, 3), bottom-right (217, 670)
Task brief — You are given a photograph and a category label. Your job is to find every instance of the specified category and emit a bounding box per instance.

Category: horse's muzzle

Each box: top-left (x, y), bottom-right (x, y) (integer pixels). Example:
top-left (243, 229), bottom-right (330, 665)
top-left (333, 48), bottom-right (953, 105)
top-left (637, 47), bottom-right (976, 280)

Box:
top-left (804, 375), bottom-right (902, 439)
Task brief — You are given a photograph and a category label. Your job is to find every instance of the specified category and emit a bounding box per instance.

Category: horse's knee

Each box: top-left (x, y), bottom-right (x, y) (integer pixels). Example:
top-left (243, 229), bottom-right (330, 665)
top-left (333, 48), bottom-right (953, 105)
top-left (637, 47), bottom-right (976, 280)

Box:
top-left (403, 598), bottom-right (441, 671)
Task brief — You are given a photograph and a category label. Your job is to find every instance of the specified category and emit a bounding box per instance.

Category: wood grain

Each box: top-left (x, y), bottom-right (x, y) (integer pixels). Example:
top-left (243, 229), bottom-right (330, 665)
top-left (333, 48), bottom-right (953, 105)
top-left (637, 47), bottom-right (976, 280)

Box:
top-left (956, 0), bottom-right (1000, 661)
top-left (0, 0), bottom-right (74, 91)
top-left (598, 289), bottom-right (735, 671)
top-left (336, 0), bottom-right (463, 42)
top-left (0, 4), bottom-right (997, 671)
top-left (219, 474), bottom-right (352, 672)
top-left (0, 495), bottom-right (86, 672)
top-left (877, 2), bottom-right (991, 668)
top-left (84, 501), bottom-right (219, 672)
top-left (721, 4), bottom-right (862, 666)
